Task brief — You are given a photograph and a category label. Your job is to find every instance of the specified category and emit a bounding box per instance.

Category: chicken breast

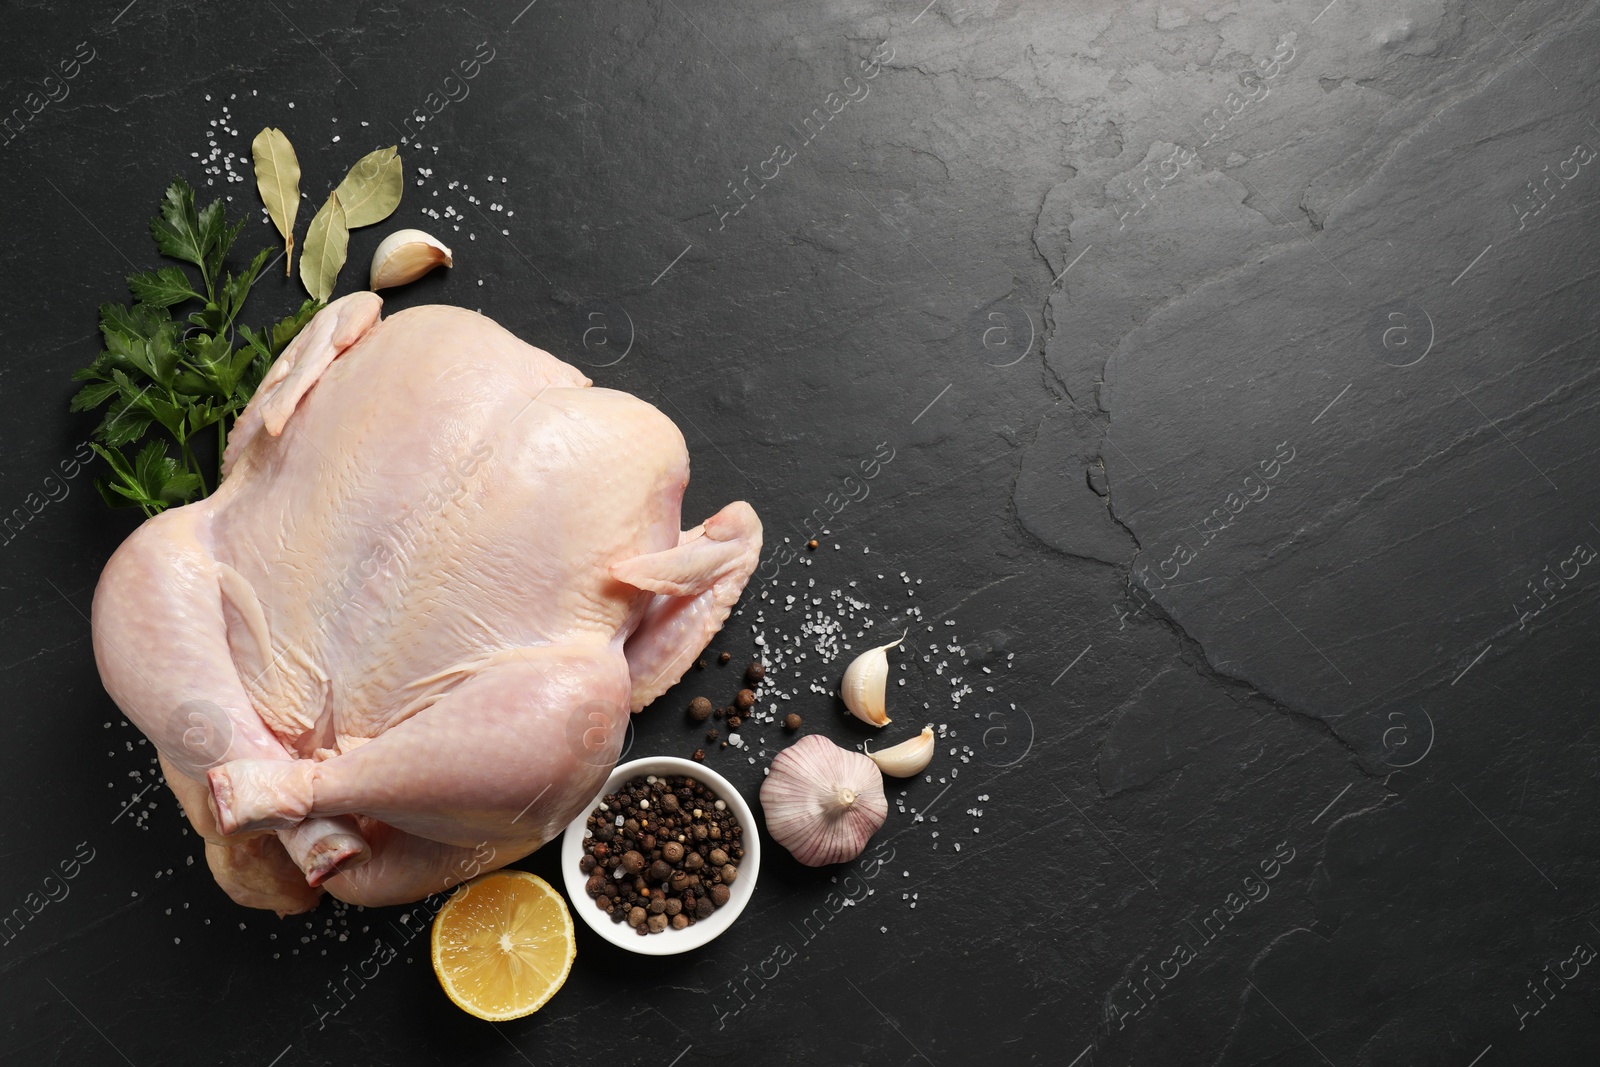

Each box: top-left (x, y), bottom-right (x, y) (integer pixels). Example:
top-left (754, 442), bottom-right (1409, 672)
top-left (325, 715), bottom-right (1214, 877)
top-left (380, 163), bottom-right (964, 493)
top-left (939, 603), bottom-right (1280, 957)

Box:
top-left (91, 293), bottom-right (761, 914)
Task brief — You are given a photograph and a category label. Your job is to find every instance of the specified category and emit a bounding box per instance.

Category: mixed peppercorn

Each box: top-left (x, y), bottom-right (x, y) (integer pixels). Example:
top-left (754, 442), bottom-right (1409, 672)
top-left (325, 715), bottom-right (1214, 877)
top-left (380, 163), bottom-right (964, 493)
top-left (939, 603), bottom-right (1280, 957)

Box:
top-left (682, 659), bottom-right (797, 760)
top-left (579, 774), bottom-right (745, 935)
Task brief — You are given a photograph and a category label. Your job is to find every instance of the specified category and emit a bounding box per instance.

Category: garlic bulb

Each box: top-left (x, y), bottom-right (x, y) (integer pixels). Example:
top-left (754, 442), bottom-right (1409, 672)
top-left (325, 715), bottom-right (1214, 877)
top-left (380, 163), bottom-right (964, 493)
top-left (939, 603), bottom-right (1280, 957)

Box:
top-left (865, 726), bottom-right (935, 778)
top-left (369, 228), bottom-right (452, 290)
top-left (761, 734), bottom-right (888, 866)
top-left (840, 630), bottom-right (905, 727)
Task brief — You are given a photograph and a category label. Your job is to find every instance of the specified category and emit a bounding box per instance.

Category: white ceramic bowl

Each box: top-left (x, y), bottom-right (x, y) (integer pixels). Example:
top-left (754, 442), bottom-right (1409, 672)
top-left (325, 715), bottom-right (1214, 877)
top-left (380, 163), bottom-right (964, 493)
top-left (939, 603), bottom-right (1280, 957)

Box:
top-left (560, 756), bottom-right (761, 955)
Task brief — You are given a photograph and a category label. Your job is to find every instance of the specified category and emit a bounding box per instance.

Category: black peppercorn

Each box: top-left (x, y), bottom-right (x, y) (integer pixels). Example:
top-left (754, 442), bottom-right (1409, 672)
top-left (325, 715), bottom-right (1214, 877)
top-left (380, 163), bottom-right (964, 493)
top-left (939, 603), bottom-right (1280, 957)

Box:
top-left (692, 748), bottom-right (706, 762)
top-left (718, 651), bottom-right (731, 664)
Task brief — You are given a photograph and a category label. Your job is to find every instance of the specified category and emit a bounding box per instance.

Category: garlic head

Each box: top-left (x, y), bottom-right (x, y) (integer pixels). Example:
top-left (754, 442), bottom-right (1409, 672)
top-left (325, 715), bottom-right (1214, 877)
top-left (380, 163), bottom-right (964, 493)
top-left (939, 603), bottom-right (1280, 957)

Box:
top-left (840, 630), bottom-right (906, 727)
top-left (865, 726), bottom-right (935, 778)
top-left (370, 228), bottom-right (452, 290)
top-left (760, 734), bottom-right (887, 866)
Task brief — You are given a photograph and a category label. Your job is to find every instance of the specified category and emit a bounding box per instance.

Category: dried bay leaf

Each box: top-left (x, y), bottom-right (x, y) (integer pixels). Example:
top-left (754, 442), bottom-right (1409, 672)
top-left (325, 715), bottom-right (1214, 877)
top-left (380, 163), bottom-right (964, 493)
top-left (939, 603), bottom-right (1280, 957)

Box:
top-left (250, 127), bottom-right (301, 276)
top-left (299, 192), bottom-right (348, 304)
top-left (333, 145), bottom-right (403, 228)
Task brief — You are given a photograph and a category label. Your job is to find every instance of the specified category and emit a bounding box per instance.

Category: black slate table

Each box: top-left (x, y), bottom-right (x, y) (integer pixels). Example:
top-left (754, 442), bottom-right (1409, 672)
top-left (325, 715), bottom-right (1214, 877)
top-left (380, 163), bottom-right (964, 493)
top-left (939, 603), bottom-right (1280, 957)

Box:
top-left (4, 1), bottom-right (1600, 1064)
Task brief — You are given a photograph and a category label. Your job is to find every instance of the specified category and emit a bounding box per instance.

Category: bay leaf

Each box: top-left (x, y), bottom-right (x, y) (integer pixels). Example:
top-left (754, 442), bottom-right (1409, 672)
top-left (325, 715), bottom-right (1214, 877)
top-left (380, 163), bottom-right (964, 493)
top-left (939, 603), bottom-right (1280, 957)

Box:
top-left (332, 145), bottom-right (403, 229)
top-left (299, 192), bottom-right (348, 304)
top-left (250, 127), bottom-right (301, 276)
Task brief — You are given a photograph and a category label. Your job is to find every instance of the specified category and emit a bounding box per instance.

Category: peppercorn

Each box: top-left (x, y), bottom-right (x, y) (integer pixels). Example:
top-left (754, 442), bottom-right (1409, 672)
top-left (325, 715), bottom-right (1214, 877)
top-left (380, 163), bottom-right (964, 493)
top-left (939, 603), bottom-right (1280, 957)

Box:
top-left (726, 715), bottom-right (742, 730)
top-left (784, 713), bottom-right (802, 730)
top-left (718, 651), bottom-right (731, 664)
top-left (579, 771), bottom-right (744, 936)
top-left (735, 688), bottom-right (755, 711)
top-left (745, 661), bottom-right (765, 684)
top-left (706, 729), bottom-right (719, 742)
top-left (807, 539), bottom-right (818, 550)
top-left (696, 658), bottom-right (707, 669)
top-left (692, 748), bottom-right (706, 761)
top-left (689, 697), bottom-right (713, 722)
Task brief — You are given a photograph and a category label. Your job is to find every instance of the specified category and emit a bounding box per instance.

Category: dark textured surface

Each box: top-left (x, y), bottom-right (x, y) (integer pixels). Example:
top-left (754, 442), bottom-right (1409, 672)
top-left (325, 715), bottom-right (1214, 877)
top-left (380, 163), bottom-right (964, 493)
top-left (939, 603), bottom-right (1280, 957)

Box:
top-left (3, 1), bottom-right (1600, 1064)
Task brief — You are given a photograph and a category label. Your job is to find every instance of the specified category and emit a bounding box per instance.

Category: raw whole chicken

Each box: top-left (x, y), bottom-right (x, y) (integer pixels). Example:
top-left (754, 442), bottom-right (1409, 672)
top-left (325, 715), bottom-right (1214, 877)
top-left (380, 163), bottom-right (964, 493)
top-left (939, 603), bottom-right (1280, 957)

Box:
top-left (91, 293), bottom-right (761, 915)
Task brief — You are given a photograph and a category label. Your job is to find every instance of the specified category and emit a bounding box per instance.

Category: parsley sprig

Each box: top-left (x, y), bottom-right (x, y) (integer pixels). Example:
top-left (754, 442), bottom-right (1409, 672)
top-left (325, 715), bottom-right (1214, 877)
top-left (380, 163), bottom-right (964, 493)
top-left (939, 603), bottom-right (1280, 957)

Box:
top-left (71, 179), bottom-right (319, 516)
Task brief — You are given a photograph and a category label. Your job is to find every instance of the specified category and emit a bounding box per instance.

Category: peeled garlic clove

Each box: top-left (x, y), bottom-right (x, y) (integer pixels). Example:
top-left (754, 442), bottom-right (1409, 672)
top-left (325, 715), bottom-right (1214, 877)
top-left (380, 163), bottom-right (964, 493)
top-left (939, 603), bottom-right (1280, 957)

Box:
top-left (760, 734), bottom-right (888, 866)
top-left (865, 726), bottom-right (935, 778)
top-left (840, 630), bottom-right (905, 727)
top-left (369, 228), bottom-right (452, 290)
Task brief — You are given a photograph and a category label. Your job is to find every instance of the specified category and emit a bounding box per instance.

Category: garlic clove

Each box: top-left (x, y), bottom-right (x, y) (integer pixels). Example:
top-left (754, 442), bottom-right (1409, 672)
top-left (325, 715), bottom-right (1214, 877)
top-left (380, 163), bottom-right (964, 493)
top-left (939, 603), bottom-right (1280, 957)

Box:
top-left (369, 228), bottom-right (453, 290)
top-left (864, 726), bottom-right (935, 778)
top-left (840, 630), bottom-right (906, 728)
top-left (760, 734), bottom-right (887, 866)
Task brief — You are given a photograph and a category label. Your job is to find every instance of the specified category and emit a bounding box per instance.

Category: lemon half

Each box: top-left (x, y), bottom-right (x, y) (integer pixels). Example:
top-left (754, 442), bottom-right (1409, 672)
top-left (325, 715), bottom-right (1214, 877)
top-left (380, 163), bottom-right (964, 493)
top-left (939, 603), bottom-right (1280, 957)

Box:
top-left (430, 870), bottom-right (576, 1020)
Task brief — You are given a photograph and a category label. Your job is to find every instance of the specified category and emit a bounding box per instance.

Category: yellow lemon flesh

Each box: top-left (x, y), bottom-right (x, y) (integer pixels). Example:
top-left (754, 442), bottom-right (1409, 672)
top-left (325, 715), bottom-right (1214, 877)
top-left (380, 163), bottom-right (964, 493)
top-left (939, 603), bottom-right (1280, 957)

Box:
top-left (430, 870), bottom-right (576, 1020)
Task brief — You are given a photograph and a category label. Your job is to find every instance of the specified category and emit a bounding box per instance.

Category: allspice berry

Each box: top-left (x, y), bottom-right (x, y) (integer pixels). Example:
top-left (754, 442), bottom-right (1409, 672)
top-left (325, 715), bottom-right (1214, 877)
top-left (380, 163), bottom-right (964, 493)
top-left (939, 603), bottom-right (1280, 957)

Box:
top-left (628, 906), bottom-right (647, 928)
top-left (784, 713), bottom-right (802, 730)
top-left (746, 661), bottom-right (765, 684)
top-left (736, 688), bottom-right (755, 711)
top-left (648, 859), bottom-right (673, 883)
top-left (621, 850), bottom-right (645, 874)
top-left (688, 697), bottom-right (713, 722)
top-left (662, 841), bottom-right (685, 863)
top-left (710, 884), bottom-right (731, 906)
top-left (671, 914), bottom-right (690, 930)
top-left (721, 864), bottom-right (738, 884)
top-left (709, 848), bottom-right (729, 867)
top-left (648, 913), bottom-right (669, 933)
top-left (695, 897), bottom-right (716, 920)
